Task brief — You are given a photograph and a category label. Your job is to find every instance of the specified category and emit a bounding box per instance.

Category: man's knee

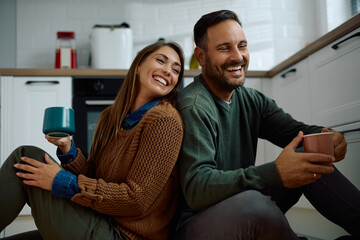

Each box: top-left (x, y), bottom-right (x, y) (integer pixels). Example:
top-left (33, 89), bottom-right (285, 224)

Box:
top-left (176, 190), bottom-right (297, 240)
top-left (225, 190), bottom-right (285, 224)
top-left (230, 190), bottom-right (296, 238)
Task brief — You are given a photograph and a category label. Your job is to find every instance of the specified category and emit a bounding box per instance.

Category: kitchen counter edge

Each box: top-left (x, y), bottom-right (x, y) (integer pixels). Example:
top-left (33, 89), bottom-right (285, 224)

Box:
top-left (1, 13), bottom-right (359, 79)
top-left (0, 68), bottom-right (267, 78)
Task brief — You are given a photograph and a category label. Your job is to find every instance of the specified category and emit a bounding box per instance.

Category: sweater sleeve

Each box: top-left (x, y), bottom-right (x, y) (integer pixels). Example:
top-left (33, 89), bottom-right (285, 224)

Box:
top-left (178, 88), bottom-right (324, 210)
top-left (179, 105), bottom-right (281, 209)
top-left (253, 89), bottom-right (324, 147)
top-left (62, 148), bottom-right (96, 177)
top-left (70, 112), bottom-right (183, 216)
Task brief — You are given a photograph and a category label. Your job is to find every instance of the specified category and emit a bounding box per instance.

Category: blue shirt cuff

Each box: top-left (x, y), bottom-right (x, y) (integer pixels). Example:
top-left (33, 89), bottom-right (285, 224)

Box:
top-left (51, 170), bottom-right (80, 200)
top-left (57, 140), bottom-right (78, 164)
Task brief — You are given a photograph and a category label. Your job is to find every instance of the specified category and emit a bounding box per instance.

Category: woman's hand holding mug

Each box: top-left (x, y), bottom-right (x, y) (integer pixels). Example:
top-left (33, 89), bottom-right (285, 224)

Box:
top-left (45, 135), bottom-right (72, 154)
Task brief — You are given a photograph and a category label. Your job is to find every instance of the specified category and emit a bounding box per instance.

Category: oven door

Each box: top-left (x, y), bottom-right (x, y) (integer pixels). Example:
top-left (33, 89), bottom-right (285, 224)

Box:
top-left (72, 77), bottom-right (124, 157)
top-left (72, 96), bottom-right (114, 157)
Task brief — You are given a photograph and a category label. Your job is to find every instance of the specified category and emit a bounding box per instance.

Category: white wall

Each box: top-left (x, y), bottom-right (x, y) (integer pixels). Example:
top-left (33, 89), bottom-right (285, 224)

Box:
top-left (326, 0), bottom-right (353, 31)
top-left (14, 0), bottom-right (325, 71)
top-left (0, 0), bottom-right (16, 68)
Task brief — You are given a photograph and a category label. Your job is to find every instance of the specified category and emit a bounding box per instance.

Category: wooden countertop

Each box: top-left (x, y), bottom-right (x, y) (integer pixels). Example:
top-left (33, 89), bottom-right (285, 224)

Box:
top-left (0, 68), bottom-right (267, 78)
top-left (1, 13), bottom-right (359, 79)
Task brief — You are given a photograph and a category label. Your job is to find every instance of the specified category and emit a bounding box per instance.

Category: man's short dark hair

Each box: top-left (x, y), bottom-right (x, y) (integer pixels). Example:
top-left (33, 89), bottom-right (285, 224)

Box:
top-left (194, 10), bottom-right (242, 50)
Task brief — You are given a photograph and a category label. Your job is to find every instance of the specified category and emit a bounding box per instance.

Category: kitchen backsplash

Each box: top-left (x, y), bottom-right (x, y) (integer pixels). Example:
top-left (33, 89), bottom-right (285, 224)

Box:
top-left (15, 0), bottom-right (327, 70)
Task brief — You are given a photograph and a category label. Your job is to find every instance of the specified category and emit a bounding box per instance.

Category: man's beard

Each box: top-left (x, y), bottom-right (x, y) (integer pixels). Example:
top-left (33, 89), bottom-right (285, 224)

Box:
top-left (203, 54), bottom-right (246, 91)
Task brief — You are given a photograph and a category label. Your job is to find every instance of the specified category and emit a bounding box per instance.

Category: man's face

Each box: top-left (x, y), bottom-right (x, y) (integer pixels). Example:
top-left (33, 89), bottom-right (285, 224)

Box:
top-left (201, 20), bottom-right (250, 96)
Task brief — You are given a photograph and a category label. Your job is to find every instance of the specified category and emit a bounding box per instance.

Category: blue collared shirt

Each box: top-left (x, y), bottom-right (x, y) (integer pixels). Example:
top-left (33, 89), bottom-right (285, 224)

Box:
top-left (51, 140), bottom-right (80, 199)
top-left (122, 98), bottom-right (162, 130)
top-left (52, 169), bottom-right (79, 199)
top-left (57, 140), bottom-right (78, 164)
top-left (51, 98), bottom-right (163, 199)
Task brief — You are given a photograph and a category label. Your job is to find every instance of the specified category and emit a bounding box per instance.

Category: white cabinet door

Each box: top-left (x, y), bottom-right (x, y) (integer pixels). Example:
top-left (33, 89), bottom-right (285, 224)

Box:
top-left (11, 77), bottom-right (72, 158)
top-left (0, 76), bottom-right (72, 215)
top-left (271, 59), bottom-right (312, 125)
top-left (308, 28), bottom-right (360, 128)
top-left (334, 128), bottom-right (360, 190)
top-left (263, 59), bottom-right (313, 164)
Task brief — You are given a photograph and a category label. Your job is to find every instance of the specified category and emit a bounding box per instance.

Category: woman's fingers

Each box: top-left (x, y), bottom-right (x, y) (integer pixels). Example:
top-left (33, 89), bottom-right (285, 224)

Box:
top-left (14, 154), bottom-right (59, 191)
top-left (19, 156), bottom-right (44, 168)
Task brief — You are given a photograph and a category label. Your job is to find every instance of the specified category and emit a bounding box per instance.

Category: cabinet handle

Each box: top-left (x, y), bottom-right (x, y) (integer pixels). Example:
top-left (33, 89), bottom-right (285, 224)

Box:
top-left (331, 32), bottom-right (360, 50)
top-left (281, 68), bottom-right (296, 78)
top-left (85, 100), bottom-right (114, 106)
top-left (25, 81), bottom-right (60, 85)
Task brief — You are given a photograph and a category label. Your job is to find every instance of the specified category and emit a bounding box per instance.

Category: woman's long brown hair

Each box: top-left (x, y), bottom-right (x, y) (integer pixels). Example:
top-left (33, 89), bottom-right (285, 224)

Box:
top-left (88, 42), bottom-right (184, 163)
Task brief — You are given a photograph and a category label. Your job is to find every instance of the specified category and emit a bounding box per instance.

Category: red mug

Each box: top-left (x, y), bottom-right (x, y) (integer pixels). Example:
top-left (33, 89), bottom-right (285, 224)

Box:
top-left (302, 132), bottom-right (334, 156)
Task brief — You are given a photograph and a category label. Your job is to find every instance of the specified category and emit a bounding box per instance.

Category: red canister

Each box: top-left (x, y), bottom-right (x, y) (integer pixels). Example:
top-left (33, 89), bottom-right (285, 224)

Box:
top-left (55, 32), bottom-right (77, 69)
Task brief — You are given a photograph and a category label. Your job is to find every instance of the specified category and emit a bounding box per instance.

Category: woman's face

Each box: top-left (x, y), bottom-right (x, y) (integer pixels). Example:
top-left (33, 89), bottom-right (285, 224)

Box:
top-left (136, 46), bottom-right (181, 103)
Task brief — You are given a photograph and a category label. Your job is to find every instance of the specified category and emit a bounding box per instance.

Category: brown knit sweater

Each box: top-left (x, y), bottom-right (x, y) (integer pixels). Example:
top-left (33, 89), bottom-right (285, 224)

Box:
top-left (63, 102), bottom-right (183, 240)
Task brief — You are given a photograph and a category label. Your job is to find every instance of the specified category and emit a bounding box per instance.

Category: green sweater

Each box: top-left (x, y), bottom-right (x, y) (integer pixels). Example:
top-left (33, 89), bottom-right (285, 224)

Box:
top-left (177, 75), bottom-right (322, 209)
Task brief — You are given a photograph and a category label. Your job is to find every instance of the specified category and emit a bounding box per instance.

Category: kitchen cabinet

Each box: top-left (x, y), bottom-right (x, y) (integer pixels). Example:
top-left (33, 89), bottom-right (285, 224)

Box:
top-left (263, 28), bottom-right (360, 211)
top-left (333, 124), bottom-right (360, 190)
top-left (262, 58), bottom-right (314, 169)
top-left (271, 59), bottom-right (313, 125)
top-left (308, 27), bottom-right (360, 128)
top-left (337, 130), bottom-right (360, 188)
top-left (0, 76), bottom-right (72, 216)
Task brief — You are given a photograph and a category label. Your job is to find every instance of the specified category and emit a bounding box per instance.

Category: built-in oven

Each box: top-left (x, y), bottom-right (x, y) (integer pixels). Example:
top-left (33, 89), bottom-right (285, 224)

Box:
top-left (72, 77), bottom-right (124, 157)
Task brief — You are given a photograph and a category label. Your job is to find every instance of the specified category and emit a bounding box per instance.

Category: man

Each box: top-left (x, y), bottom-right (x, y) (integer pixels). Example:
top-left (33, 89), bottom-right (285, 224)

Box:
top-left (174, 10), bottom-right (360, 239)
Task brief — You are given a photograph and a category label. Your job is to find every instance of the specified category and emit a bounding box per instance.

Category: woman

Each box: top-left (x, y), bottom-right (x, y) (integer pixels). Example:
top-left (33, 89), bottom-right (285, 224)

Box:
top-left (0, 41), bottom-right (184, 240)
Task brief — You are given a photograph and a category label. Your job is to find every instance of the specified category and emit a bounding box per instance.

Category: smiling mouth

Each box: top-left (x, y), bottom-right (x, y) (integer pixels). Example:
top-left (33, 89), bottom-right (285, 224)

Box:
top-left (226, 65), bottom-right (242, 72)
top-left (154, 76), bottom-right (168, 86)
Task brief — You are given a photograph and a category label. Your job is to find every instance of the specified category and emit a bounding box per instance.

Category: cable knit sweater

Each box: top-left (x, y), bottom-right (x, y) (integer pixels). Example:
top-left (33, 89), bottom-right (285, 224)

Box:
top-left (62, 102), bottom-right (183, 240)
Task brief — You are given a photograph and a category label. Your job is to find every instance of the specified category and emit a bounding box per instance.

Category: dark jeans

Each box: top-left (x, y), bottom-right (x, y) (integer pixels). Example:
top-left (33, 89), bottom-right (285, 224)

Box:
top-left (0, 146), bottom-right (129, 240)
top-left (174, 167), bottom-right (360, 240)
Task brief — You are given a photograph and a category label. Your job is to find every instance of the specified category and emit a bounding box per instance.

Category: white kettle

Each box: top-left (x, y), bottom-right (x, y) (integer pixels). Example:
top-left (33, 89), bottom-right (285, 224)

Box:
top-left (91, 23), bottom-right (133, 69)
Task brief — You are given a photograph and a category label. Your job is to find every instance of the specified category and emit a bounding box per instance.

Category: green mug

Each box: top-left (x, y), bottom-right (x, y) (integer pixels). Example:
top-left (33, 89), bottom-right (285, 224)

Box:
top-left (42, 107), bottom-right (75, 137)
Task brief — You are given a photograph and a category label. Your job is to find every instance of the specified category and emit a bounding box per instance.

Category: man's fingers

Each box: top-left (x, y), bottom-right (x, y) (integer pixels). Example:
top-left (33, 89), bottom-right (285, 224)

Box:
top-left (286, 131), bottom-right (304, 151)
top-left (334, 138), bottom-right (347, 161)
top-left (309, 172), bottom-right (322, 180)
top-left (304, 152), bottom-right (335, 164)
top-left (305, 159), bottom-right (334, 175)
top-left (321, 128), bottom-right (330, 133)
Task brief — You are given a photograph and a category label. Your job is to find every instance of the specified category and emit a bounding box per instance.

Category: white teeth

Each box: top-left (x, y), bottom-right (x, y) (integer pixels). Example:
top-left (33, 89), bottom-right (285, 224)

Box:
top-left (154, 76), bottom-right (168, 86)
top-left (227, 65), bottom-right (242, 71)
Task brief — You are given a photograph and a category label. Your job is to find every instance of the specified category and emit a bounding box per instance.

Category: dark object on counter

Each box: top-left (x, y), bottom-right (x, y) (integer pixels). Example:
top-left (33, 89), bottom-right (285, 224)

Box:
top-left (93, 22), bottom-right (130, 29)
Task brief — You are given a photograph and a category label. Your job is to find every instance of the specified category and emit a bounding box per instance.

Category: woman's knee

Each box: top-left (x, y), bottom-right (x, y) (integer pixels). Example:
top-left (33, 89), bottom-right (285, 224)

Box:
top-left (12, 145), bottom-right (48, 163)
